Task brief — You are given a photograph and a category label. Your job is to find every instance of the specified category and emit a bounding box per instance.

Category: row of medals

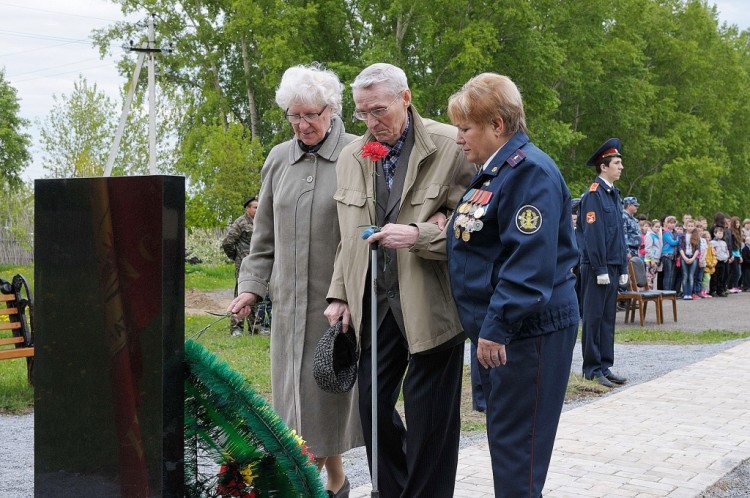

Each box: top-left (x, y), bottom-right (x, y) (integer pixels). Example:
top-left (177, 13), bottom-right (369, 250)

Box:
top-left (454, 189), bottom-right (492, 242)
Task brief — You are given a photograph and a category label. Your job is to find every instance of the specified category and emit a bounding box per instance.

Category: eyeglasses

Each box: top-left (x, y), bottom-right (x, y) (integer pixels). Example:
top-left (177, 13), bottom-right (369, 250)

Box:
top-left (285, 106), bottom-right (327, 124)
top-left (353, 96), bottom-right (402, 121)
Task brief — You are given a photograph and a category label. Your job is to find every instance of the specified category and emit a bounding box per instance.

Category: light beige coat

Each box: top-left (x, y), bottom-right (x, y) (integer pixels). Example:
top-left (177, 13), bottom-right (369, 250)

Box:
top-left (238, 116), bottom-right (363, 456)
top-left (327, 107), bottom-right (476, 353)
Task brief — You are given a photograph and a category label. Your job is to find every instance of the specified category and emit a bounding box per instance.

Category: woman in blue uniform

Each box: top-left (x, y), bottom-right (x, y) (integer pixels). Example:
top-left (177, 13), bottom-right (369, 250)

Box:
top-left (446, 73), bottom-right (579, 498)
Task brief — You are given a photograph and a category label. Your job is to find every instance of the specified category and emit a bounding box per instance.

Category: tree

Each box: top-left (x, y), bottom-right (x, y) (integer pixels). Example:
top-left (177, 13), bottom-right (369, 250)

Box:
top-left (89, 0), bottom-right (750, 225)
top-left (177, 121), bottom-right (265, 228)
top-left (39, 75), bottom-right (163, 178)
top-left (0, 69), bottom-right (32, 188)
top-left (39, 77), bottom-right (118, 177)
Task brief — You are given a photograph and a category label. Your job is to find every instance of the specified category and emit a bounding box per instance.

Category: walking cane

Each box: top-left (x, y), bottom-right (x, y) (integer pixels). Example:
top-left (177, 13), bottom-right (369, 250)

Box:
top-left (361, 226), bottom-right (380, 497)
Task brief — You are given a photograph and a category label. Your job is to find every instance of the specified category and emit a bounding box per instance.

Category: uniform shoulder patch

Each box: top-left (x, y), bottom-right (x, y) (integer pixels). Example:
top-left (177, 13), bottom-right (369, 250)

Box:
top-left (589, 182), bottom-right (599, 192)
top-left (515, 205), bottom-right (542, 234)
top-left (506, 149), bottom-right (527, 168)
top-left (586, 211), bottom-right (596, 224)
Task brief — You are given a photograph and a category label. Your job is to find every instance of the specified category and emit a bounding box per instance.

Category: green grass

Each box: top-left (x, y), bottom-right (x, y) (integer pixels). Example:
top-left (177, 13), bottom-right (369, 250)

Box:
top-left (3, 263), bottom-right (235, 294)
top-left (185, 263), bottom-right (236, 290)
top-left (0, 357), bottom-right (34, 414)
top-left (185, 314), bottom-right (272, 397)
top-left (0, 264), bottom-right (34, 290)
top-left (616, 329), bottom-right (750, 344)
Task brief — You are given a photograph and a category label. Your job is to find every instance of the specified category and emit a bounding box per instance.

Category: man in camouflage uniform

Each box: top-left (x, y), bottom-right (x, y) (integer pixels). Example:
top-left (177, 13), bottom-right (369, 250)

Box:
top-left (622, 196), bottom-right (641, 260)
top-left (222, 196), bottom-right (258, 336)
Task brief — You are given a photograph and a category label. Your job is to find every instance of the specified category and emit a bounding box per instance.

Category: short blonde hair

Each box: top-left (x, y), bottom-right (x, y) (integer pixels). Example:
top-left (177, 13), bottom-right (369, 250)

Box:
top-left (447, 73), bottom-right (527, 134)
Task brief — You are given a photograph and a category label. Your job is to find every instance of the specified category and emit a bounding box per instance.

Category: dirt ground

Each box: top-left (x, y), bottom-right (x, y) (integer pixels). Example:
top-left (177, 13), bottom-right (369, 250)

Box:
top-left (185, 288), bottom-right (233, 315)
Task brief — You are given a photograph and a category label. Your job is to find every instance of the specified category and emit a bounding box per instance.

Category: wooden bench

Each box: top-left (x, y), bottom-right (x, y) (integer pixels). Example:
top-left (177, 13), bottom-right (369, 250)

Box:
top-left (0, 277), bottom-right (34, 385)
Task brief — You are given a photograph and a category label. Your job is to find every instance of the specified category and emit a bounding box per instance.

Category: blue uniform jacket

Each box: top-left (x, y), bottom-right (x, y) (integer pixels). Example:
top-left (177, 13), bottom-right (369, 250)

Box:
top-left (447, 132), bottom-right (579, 346)
top-left (577, 177), bottom-right (627, 276)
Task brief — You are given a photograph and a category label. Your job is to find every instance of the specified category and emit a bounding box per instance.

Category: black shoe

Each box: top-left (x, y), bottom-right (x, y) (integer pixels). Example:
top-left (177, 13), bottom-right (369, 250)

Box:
top-left (616, 303), bottom-right (626, 312)
top-left (328, 477), bottom-right (350, 498)
top-left (586, 374), bottom-right (614, 388)
top-left (604, 371), bottom-right (627, 384)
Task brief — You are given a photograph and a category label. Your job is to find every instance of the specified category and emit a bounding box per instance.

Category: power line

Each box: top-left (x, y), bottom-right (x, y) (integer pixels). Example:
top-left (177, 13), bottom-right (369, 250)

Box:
top-left (0, 40), bottom-right (80, 58)
top-left (8, 57), bottom-right (105, 78)
top-left (11, 61), bottom-right (119, 84)
top-left (0, 29), bottom-right (92, 45)
top-left (0, 1), bottom-right (125, 23)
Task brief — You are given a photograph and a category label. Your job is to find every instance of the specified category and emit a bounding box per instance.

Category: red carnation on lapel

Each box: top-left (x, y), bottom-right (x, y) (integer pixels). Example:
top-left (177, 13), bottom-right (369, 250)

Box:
top-left (361, 142), bottom-right (388, 162)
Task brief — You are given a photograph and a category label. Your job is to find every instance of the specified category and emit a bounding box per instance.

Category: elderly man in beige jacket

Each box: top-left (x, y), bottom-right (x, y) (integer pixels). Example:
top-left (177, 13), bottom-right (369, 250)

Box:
top-left (325, 63), bottom-right (475, 498)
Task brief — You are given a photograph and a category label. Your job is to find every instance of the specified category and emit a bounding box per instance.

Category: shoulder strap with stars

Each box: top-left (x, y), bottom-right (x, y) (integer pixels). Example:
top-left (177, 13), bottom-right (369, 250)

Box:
top-left (589, 182), bottom-right (599, 192)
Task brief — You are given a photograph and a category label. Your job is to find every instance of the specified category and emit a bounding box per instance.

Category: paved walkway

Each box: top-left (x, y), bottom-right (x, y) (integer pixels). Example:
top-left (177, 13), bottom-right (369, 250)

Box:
top-left (351, 337), bottom-right (750, 497)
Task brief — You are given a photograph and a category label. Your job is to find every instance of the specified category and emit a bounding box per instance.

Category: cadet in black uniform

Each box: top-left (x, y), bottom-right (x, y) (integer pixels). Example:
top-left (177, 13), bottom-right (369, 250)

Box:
top-left (577, 138), bottom-right (629, 388)
top-left (446, 73), bottom-right (579, 498)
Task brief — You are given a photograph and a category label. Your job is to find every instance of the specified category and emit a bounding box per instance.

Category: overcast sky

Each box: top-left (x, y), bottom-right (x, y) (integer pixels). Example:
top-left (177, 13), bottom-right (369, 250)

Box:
top-left (2, 0), bottom-right (749, 182)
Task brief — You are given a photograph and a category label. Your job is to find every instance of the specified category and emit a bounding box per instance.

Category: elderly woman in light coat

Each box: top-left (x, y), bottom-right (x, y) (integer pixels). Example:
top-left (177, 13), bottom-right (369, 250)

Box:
top-left (229, 64), bottom-right (362, 497)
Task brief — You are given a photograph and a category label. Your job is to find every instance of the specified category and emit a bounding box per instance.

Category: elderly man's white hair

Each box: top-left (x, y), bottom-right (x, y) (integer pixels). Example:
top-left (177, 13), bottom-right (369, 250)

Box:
top-left (351, 63), bottom-right (409, 96)
top-left (275, 63), bottom-right (344, 114)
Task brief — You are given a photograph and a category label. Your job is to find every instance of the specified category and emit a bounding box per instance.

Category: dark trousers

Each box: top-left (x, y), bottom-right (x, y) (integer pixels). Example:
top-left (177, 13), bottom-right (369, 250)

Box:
top-left (711, 261), bottom-right (728, 295)
top-left (480, 325), bottom-right (577, 497)
top-left (581, 264), bottom-right (618, 379)
top-left (358, 310), bottom-right (463, 498)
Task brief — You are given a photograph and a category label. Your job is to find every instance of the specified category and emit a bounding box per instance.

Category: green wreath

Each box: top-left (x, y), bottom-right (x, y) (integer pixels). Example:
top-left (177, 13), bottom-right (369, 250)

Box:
top-left (184, 339), bottom-right (327, 497)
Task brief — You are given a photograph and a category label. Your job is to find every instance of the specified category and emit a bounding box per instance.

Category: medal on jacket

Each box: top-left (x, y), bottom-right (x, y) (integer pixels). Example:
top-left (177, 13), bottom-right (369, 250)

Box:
top-left (456, 189), bottom-right (492, 241)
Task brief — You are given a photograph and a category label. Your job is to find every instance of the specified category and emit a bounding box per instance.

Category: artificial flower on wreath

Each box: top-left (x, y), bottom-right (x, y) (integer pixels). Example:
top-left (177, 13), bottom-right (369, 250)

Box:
top-left (216, 461), bottom-right (256, 498)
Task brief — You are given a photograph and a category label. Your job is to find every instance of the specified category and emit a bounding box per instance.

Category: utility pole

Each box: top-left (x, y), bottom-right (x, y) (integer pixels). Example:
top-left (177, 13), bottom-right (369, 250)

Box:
top-left (104, 13), bottom-right (171, 176)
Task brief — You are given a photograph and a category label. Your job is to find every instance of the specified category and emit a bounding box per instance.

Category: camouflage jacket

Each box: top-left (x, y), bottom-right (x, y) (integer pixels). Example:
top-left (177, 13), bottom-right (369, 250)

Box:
top-left (222, 214), bottom-right (254, 264)
top-left (622, 210), bottom-right (641, 253)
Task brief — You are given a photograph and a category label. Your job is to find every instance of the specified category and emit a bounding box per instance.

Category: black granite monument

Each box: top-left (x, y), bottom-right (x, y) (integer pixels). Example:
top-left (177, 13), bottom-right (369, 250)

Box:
top-left (34, 176), bottom-right (184, 497)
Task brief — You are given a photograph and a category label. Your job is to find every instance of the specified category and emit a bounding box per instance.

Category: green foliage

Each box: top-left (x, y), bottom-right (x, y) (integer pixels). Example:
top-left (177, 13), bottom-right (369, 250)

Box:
top-left (178, 122), bottom-right (264, 228)
top-left (186, 229), bottom-right (235, 267)
top-left (39, 77), bottom-right (117, 177)
top-left (79, 0), bottom-right (750, 223)
top-left (0, 69), bottom-right (32, 189)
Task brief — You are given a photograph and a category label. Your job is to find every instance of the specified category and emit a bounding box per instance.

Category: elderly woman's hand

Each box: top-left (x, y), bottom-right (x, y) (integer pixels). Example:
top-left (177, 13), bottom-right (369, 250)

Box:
top-left (228, 292), bottom-right (258, 319)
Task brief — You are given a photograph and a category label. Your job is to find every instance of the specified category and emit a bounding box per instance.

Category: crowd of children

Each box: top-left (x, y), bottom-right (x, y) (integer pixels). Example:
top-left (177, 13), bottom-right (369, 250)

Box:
top-left (637, 213), bottom-right (750, 298)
